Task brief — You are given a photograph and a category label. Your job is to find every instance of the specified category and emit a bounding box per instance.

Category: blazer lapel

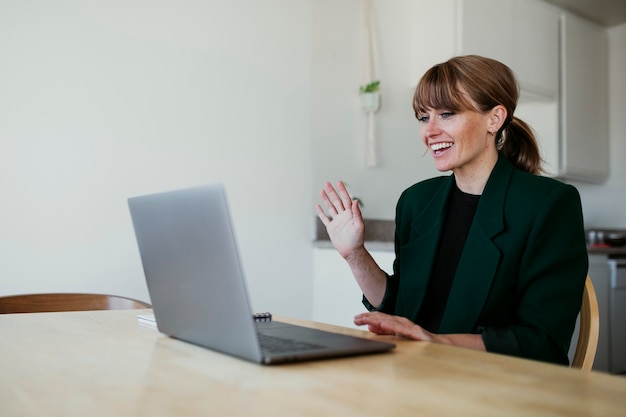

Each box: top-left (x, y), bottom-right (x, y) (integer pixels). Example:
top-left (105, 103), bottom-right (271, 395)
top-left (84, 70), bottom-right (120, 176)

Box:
top-left (438, 155), bottom-right (513, 333)
top-left (397, 177), bottom-right (454, 320)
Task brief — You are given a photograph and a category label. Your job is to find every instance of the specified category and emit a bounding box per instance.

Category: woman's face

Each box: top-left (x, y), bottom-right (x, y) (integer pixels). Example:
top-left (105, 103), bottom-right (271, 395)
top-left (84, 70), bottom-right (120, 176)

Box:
top-left (416, 98), bottom-right (503, 177)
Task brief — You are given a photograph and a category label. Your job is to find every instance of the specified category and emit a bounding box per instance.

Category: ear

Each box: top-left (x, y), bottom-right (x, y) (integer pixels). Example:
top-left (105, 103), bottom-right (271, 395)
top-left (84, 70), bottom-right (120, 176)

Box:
top-left (488, 105), bottom-right (507, 133)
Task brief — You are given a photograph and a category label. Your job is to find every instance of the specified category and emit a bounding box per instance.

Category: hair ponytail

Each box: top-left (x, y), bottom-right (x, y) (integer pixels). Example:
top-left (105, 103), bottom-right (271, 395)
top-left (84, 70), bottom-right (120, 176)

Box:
top-left (499, 117), bottom-right (543, 175)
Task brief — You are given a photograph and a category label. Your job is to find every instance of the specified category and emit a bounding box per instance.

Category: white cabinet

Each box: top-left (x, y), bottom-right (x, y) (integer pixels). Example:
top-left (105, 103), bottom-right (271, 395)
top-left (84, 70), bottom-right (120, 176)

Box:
top-left (559, 12), bottom-right (609, 182)
top-left (458, 0), bottom-right (561, 177)
top-left (312, 247), bottom-right (394, 329)
top-left (458, 0), bottom-right (562, 176)
top-left (457, 0), bottom-right (560, 100)
top-left (516, 9), bottom-right (609, 181)
top-left (457, 0), bottom-right (514, 68)
top-left (512, 0), bottom-right (560, 99)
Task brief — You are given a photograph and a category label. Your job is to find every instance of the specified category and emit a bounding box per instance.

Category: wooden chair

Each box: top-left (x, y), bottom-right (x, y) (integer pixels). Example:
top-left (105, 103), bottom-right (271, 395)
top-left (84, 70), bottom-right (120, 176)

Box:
top-left (571, 276), bottom-right (599, 371)
top-left (0, 293), bottom-right (151, 314)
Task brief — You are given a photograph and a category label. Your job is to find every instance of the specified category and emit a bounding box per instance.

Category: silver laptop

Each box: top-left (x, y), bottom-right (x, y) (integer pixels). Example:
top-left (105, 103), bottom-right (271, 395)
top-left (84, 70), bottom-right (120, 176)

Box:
top-left (128, 184), bottom-right (395, 365)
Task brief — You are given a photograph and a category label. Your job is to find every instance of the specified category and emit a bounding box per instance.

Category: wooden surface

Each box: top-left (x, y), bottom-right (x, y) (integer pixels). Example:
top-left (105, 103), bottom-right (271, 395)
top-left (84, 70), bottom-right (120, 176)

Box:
top-left (572, 276), bottom-right (600, 370)
top-left (1, 309), bottom-right (625, 417)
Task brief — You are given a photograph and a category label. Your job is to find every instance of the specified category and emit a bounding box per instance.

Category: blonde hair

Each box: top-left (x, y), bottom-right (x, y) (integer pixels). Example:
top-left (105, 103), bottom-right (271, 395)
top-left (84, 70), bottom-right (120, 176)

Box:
top-left (413, 55), bottom-right (543, 175)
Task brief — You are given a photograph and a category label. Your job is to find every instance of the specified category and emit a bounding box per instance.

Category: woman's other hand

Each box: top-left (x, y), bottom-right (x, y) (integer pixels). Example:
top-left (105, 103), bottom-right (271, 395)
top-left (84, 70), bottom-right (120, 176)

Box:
top-left (354, 312), bottom-right (435, 342)
top-left (315, 181), bottom-right (365, 259)
top-left (355, 311), bottom-right (487, 351)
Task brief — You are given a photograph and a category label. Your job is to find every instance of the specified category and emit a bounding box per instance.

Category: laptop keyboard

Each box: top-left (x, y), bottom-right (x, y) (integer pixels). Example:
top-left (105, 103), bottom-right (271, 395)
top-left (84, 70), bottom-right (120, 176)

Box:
top-left (258, 333), bottom-right (326, 354)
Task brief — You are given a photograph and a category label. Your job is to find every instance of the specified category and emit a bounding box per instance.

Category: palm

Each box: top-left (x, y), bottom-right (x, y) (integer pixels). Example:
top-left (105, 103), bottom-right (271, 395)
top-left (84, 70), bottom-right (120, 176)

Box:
top-left (315, 181), bottom-right (366, 259)
top-left (326, 208), bottom-right (364, 258)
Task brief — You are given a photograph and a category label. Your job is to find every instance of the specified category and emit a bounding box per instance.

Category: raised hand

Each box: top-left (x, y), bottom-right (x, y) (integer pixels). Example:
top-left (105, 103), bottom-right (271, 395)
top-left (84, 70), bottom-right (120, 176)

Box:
top-left (315, 181), bottom-right (365, 259)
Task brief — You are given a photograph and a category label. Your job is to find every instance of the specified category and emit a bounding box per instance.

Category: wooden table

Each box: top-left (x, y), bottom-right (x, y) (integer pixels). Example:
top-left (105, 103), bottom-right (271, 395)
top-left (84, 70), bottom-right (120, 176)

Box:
top-left (1, 309), bottom-right (625, 417)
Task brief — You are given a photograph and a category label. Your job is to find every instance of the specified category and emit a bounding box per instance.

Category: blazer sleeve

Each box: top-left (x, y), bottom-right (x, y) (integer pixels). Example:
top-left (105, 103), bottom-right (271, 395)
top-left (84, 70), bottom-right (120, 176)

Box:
top-left (480, 183), bottom-right (588, 365)
top-left (361, 192), bottom-right (406, 313)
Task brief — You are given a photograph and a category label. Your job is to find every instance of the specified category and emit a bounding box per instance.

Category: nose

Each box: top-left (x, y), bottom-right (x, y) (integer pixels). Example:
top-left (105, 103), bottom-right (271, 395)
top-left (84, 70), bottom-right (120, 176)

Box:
top-left (422, 118), bottom-right (441, 139)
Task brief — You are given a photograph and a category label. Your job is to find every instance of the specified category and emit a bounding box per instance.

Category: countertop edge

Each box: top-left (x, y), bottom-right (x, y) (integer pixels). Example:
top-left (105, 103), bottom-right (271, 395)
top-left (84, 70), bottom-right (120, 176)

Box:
top-left (313, 219), bottom-right (626, 256)
top-left (313, 240), bottom-right (394, 252)
top-left (314, 217), bottom-right (395, 252)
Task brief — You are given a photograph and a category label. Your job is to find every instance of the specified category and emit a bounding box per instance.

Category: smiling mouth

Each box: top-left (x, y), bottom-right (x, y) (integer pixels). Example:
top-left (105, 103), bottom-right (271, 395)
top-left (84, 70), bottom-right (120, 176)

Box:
top-left (430, 142), bottom-right (453, 155)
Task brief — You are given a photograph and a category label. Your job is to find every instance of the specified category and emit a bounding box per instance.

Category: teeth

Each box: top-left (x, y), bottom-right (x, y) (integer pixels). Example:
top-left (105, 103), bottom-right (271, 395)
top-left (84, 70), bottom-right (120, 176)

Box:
top-left (431, 142), bottom-right (453, 151)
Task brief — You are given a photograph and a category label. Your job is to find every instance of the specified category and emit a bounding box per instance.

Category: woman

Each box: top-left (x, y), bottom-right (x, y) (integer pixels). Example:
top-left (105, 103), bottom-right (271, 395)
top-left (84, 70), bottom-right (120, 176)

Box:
top-left (316, 55), bottom-right (588, 365)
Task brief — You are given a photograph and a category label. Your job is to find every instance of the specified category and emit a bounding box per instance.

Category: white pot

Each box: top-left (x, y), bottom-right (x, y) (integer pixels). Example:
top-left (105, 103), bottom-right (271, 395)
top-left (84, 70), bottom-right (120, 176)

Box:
top-left (361, 92), bottom-right (380, 113)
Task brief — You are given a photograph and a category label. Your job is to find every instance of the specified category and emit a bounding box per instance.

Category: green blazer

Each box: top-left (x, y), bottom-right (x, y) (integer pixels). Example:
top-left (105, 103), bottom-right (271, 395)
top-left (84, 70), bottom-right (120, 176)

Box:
top-left (367, 154), bottom-right (588, 365)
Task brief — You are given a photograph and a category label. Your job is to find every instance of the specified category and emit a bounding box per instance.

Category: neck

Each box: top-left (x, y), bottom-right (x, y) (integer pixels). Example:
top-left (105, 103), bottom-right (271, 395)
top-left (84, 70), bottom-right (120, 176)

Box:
top-left (453, 153), bottom-right (499, 195)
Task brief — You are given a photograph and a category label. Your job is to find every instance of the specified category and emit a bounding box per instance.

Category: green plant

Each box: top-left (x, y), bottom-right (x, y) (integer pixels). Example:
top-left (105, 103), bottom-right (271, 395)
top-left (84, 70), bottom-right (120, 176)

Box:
top-left (359, 80), bottom-right (380, 94)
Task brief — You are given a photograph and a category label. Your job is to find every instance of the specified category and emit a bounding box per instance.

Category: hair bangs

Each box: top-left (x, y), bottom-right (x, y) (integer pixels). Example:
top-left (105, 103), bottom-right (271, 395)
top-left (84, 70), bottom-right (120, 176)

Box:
top-left (412, 63), bottom-right (473, 116)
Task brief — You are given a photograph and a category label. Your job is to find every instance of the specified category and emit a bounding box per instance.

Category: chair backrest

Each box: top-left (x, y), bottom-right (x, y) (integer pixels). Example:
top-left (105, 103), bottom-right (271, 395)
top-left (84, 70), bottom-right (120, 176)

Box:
top-left (0, 293), bottom-right (151, 314)
top-left (571, 276), bottom-right (599, 371)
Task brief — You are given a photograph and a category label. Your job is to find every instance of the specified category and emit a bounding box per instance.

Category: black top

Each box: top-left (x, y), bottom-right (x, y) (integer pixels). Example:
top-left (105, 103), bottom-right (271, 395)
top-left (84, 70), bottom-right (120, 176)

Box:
top-left (416, 183), bottom-right (480, 332)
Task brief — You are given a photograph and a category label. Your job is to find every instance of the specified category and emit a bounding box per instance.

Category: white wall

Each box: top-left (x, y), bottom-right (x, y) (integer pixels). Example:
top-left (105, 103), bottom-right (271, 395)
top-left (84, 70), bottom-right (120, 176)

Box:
top-left (0, 0), bottom-right (315, 318)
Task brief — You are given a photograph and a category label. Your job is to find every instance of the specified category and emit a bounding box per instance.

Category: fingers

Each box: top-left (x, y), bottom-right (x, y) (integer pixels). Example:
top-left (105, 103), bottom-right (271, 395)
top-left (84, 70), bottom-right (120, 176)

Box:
top-left (315, 204), bottom-right (330, 226)
top-left (335, 181), bottom-right (354, 209)
top-left (324, 181), bottom-right (346, 212)
top-left (352, 198), bottom-right (362, 217)
top-left (355, 312), bottom-right (429, 341)
top-left (367, 325), bottom-right (395, 336)
top-left (318, 181), bottom-right (353, 218)
top-left (320, 187), bottom-right (339, 217)
top-left (355, 313), bottom-right (393, 335)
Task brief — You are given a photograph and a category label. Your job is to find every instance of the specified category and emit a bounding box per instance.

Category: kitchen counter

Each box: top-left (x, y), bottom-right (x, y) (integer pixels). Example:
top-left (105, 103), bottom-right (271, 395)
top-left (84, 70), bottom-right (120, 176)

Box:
top-left (314, 220), bottom-right (626, 256)
top-left (587, 245), bottom-right (626, 258)
top-left (587, 228), bottom-right (626, 258)
top-left (314, 218), bottom-right (394, 252)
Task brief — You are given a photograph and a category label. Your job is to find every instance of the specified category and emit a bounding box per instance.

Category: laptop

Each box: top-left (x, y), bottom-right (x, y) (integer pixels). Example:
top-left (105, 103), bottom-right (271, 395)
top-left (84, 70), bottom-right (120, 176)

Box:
top-left (128, 183), bottom-right (395, 365)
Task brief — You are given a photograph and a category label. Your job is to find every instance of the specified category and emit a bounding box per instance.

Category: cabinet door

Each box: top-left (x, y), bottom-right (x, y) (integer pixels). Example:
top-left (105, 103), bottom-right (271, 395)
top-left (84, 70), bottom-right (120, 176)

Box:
top-left (513, 0), bottom-right (560, 99)
top-left (515, 100), bottom-right (560, 176)
top-left (560, 13), bottom-right (609, 181)
top-left (312, 248), bottom-right (394, 329)
top-left (458, 0), bottom-right (559, 101)
top-left (312, 249), bottom-right (363, 329)
top-left (457, 0), bottom-right (514, 67)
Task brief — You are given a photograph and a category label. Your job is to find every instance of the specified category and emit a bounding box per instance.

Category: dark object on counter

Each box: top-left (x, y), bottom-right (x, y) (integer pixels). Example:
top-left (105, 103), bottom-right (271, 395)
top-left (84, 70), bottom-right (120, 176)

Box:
top-left (606, 233), bottom-right (626, 247)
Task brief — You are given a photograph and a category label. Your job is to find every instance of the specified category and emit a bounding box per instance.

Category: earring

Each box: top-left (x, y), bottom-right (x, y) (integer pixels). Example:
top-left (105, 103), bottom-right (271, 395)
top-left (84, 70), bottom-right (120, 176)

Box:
top-left (496, 135), bottom-right (505, 150)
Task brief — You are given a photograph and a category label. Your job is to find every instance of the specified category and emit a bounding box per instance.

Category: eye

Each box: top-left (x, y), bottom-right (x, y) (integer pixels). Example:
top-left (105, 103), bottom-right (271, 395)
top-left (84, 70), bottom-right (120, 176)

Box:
top-left (440, 111), bottom-right (455, 119)
top-left (416, 114), bottom-right (429, 123)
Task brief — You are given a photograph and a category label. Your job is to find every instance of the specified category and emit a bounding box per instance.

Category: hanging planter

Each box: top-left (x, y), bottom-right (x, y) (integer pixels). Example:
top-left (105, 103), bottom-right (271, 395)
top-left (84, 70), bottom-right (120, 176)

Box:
top-left (359, 80), bottom-right (380, 168)
top-left (360, 81), bottom-right (381, 113)
top-left (361, 0), bottom-right (380, 168)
